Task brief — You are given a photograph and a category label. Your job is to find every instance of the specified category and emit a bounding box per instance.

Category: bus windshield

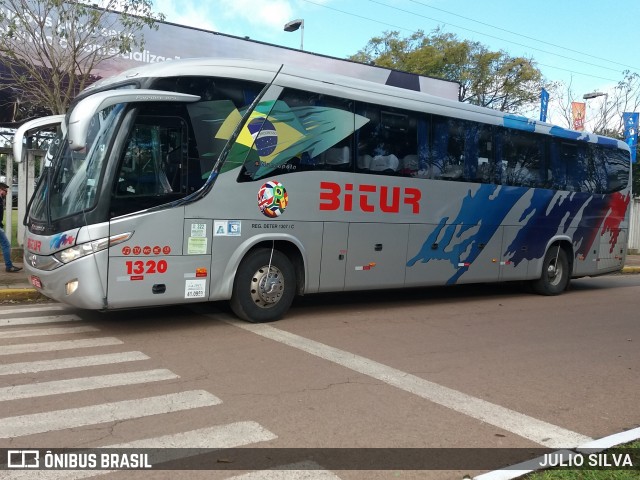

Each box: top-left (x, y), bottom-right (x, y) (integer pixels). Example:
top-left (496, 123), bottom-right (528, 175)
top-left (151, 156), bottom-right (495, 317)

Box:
top-left (30, 103), bottom-right (126, 223)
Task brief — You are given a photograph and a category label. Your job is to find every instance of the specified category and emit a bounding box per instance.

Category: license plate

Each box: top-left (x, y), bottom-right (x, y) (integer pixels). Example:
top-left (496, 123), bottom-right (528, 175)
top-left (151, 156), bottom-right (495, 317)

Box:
top-left (30, 276), bottom-right (43, 289)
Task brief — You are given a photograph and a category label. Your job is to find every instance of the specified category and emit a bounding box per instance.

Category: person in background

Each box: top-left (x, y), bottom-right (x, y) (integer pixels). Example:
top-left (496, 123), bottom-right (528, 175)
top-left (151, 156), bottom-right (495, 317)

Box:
top-left (0, 182), bottom-right (22, 272)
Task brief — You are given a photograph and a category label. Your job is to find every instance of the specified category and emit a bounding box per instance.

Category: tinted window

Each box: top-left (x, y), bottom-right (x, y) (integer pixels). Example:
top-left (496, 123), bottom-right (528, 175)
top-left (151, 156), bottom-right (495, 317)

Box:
top-left (356, 103), bottom-right (419, 176)
top-left (110, 77), bottom-right (263, 217)
top-left (238, 89), bottom-right (355, 182)
top-left (498, 129), bottom-right (547, 188)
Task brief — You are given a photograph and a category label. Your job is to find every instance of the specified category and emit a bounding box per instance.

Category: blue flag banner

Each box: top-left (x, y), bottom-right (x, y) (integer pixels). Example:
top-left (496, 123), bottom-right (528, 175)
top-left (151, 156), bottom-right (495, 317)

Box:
top-left (539, 88), bottom-right (549, 122)
top-left (623, 112), bottom-right (639, 163)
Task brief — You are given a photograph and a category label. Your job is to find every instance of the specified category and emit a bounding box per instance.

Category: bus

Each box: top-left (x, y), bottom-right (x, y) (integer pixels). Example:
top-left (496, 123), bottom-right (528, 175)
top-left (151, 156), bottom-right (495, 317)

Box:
top-left (13, 58), bottom-right (631, 322)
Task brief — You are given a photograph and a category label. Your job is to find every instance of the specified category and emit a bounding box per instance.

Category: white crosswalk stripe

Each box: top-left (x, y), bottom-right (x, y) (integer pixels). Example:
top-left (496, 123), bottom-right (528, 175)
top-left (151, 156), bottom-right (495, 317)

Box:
top-left (229, 463), bottom-right (343, 479)
top-left (0, 351), bottom-right (150, 376)
top-left (2, 422), bottom-right (278, 479)
top-left (0, 326), bottom-right (99, 338)
top-left (0, 314), bottom-right (82, 326)
top-left (0, 369), bottom-right (179, 401)
top-left (0, 337), bottom-right (123, 356)
top-left (0, 390), bottom-right (222, 438)
top-left (0, 304), bottom-right (71, 315)
top-left (0, 305), bottom-right (340, 478)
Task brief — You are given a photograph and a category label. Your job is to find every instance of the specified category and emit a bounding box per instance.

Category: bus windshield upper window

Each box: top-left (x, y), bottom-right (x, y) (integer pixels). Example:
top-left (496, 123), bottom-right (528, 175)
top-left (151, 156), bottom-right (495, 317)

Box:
top-left (43, 103), bottom-right (125, 222)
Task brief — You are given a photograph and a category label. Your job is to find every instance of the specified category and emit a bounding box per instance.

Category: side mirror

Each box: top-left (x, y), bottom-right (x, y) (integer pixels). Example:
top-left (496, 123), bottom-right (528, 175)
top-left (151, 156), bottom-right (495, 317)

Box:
top-left (13, 115), bottom-right (65, 163)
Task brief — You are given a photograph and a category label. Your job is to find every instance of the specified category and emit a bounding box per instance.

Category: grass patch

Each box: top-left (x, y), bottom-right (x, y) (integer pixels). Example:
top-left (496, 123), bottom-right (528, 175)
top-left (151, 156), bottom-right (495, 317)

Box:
top-left (11, 208), bottom-right (18, 245)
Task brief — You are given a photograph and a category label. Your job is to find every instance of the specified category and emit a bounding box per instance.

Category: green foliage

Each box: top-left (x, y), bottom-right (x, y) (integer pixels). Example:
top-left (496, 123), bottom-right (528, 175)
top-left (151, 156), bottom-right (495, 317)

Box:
top-left (350, 29), bottom-right (549, 113)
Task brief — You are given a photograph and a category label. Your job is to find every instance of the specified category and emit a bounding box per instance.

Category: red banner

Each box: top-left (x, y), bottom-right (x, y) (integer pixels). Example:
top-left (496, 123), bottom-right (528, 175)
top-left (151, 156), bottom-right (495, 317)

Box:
top-left (572, 102), bottom-right (586, 131)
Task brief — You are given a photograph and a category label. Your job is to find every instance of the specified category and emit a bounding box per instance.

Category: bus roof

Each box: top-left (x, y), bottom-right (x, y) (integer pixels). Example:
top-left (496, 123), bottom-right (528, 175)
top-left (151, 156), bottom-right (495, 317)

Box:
top-left (83, 58), bottom-right (630, 152)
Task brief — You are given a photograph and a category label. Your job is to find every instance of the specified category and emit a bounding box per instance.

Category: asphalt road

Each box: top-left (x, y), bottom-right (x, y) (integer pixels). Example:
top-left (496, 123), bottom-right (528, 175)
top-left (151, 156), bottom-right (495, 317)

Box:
top-left (1, 274), bottom-right (639, 479)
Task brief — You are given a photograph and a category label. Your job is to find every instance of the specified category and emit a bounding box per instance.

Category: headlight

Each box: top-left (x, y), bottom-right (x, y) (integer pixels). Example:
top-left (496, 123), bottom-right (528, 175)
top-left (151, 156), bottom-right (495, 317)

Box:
top-left (53, 232), bottom-right (132, 265)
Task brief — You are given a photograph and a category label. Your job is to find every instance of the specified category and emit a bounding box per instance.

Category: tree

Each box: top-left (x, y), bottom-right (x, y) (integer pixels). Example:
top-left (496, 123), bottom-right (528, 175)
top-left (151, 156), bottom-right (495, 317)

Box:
top-left (349, 29), bottom-right (549, 113)
top-left (0, 0), bottom-right (164, 124)
top-left (552, 71), bottom-right (640, 136)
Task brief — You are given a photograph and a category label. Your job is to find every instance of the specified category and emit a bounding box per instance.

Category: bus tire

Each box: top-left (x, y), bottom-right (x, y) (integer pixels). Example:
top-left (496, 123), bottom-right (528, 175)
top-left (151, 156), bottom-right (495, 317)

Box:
top-left (531, 246), bottom-right (570, 295)
top-left (230, 248), bottom-right (296, 323)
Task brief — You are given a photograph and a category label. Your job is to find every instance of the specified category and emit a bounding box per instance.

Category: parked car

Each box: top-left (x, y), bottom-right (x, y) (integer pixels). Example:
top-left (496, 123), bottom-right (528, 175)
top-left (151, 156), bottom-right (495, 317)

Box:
top-left (11, 183), bottom-right (18, 208)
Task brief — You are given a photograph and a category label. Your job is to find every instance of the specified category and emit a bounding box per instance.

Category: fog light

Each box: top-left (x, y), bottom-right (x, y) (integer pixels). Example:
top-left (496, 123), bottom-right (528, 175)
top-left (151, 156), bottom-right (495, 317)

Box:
top-left (65, 279), bottom-right (79, 296)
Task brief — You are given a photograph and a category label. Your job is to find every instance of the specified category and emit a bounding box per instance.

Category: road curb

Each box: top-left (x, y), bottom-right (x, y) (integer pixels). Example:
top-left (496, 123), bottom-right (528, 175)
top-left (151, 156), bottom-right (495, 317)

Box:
top-left (621, 266), bottom-right (640, 274)
top-left (0, 288), bottom-right (47, 302)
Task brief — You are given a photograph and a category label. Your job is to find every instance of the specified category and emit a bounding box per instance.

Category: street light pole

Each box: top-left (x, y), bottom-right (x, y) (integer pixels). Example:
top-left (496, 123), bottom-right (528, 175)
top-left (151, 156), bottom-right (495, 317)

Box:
top-left (284, 19), bottom-right (304, 50)
top-left (583, 91), bottom-right (606, 100)
top-left (582, 91), bottom-right (608, 132)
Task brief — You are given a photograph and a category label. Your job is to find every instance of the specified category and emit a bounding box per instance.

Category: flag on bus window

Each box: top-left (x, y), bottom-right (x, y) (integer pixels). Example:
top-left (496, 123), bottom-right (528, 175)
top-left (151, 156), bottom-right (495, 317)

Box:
top-left (623, 112), bottom-right (638, 163)
top-left (539, 88), bottom-right (549, 122)
top-left (571, 102), bottom-right (585, 131)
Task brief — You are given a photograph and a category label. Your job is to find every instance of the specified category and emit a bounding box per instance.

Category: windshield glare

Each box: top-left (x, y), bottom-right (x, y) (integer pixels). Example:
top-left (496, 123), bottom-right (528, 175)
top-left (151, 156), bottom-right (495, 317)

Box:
top-left (30, 104), bottom-right (125, 223)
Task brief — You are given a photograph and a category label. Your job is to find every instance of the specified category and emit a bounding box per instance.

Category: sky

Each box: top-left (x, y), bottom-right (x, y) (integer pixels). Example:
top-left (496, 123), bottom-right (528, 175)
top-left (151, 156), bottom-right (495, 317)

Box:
top-left (150, 0), bottom-right (639, 123)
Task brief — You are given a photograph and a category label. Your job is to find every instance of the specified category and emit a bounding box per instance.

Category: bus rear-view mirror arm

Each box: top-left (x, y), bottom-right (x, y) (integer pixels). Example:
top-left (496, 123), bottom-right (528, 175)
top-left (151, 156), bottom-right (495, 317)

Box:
top-left (68, 90), bottom-right (201, 151)
top-left (13, 115), bottom-right (66, 164)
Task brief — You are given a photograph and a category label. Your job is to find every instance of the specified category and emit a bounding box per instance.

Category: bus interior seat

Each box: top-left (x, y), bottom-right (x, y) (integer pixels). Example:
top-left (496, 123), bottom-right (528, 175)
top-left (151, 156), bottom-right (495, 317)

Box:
top-left (440, 163), bottom-right (463, 180)
top-left (476, 160), bottom-right (491, 182)
top-left (369, 154), bottom-right (399, 173)
top-left (357, 154), bottom-right (373, 171)
top-left (322, 146), bottom-right (350, 168)
top-left (400, 154), bottom-right (418, 176)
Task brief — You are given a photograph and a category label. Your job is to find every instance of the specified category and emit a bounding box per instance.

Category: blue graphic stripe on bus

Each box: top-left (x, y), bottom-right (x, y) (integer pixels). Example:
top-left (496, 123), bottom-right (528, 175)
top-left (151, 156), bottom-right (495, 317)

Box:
top-left (548, 126), bottom-right (620, 147)
top-left (503, 114), bottom-right (536, 132)
top-left (408, 186), bottom-right (629, 284)
top-left (50, 232), bottom-right (75, 250)
top-left (407, 184), bottom-right (527, 284)
top-left (505, 190), bottom-right (586, 265)
top-left (507, 191), bottom-right (629, 264)
top-left (504, 116), bottom-right (622, 148)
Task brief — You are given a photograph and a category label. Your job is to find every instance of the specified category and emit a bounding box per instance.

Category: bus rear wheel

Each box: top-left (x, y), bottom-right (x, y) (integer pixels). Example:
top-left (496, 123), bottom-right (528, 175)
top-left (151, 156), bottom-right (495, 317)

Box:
top-left (230, 248), bottom-right (296, 323)
top-left (531, 246), bottom-right (570, 295)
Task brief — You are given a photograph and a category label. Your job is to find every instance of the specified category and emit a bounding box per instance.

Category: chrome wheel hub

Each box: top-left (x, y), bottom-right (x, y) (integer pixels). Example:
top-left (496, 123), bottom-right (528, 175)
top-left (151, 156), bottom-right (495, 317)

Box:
top-left (250, 265), bottom-right (284, 308)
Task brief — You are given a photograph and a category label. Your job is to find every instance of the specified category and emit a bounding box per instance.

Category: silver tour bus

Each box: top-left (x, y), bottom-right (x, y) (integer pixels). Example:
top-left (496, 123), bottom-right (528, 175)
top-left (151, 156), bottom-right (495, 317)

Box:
top-left (14, 59), bottom-right (632, 322)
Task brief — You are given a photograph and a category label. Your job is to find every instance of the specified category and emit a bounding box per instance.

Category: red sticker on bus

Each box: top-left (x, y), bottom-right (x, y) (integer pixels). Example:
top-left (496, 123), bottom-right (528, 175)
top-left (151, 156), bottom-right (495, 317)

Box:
top-left (163, 246), bottom-right (171, 254)
top-left (122, 246), bottom-right (131, 255)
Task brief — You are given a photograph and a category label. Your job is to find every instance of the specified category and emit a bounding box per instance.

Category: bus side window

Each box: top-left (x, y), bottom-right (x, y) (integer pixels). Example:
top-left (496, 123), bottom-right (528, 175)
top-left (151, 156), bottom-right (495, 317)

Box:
top-left (282, 89), bottom-right (355, 174)
top-left (432, 116), bottom-right (465, 181)
top-left (238, 89), bottom-right (355, 181)
top-left (355, 103), bottom-right (419, 177)
top-left (559, 142), bottom-right (583, 192)
top-left (117, 125), bottom-right (172, 197)
top-left (603, 149), bottom-right (630, 193)
top-left (111, 115), bottom-right (189, 217)
top-left (475, 125), bottom-right (494, 183)
top-left (498, 129), bottom-right (545, 188)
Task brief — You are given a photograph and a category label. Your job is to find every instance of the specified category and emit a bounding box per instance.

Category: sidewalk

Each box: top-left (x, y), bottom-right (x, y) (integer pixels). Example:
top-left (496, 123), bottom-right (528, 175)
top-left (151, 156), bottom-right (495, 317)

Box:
top-left (1, 249), bottom-right (639, 304)
top-left (0, 248), bottom-right (48, 303)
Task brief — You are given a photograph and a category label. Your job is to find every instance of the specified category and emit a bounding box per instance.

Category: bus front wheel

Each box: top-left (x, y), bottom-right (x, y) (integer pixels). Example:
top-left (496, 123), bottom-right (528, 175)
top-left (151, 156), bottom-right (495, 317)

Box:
top-left (531, 246), bottom-right (570, 295)
top-left (230, 248), bottom-right (296, 323)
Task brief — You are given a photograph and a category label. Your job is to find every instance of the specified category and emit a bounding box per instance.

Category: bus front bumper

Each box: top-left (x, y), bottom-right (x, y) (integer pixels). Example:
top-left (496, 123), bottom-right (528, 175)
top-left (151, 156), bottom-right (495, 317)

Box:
top-left (23, 251), bottom-right (108, 310)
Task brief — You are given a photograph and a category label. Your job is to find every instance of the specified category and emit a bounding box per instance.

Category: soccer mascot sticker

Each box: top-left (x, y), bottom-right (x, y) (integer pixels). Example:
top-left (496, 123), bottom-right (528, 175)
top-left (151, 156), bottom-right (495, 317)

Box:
top-left (258, 181), bottom-right (288, 218)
